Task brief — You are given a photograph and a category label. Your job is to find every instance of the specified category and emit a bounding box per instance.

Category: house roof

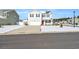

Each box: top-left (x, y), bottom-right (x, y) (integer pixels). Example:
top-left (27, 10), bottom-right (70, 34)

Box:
top-left (29, 10), bottom-right (51, 14)
top-left (0, 9), bottom-right (19, 19)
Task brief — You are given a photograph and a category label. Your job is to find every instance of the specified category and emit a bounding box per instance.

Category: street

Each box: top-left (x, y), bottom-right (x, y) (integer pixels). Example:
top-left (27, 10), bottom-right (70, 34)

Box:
top-left (0, 32), bottom-right (79, 49)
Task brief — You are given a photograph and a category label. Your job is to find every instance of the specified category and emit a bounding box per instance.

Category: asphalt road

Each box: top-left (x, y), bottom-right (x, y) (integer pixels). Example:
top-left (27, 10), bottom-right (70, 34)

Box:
top-left (0, 32), bottom-right (79, 49)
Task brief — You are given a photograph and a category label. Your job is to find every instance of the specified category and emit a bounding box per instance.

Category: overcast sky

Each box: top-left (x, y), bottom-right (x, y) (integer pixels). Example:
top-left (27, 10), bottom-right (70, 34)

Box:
top-left (16, 9), bottom-right (79, 20)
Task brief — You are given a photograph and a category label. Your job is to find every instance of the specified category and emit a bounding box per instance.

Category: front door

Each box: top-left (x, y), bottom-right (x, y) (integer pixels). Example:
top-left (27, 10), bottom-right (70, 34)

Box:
top-left (41, 20), bottom-right (44, 25)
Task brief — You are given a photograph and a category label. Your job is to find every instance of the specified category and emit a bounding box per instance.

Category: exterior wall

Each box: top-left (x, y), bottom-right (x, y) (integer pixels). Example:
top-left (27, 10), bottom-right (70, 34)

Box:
top-left (42, 13), bottom-right (52, 20)
top-left (42, 13), bottom-right (53, 25)
top-left (28, 11), bottom-right (53, 26)
top-left (68, 18), bottom-right (79, 25)
top-left (28, 11), bottom-right (42, 25)
top-left (0, 10), bottom-right (19, 25)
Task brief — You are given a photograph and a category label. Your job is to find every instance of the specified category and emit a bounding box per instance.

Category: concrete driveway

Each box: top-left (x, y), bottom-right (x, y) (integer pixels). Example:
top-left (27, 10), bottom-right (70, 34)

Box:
top-left (2, 26), bottom-right (40, 35)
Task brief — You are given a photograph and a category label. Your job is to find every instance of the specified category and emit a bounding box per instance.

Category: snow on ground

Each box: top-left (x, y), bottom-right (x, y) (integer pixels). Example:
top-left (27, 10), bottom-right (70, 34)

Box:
top-left (1, 25), bottom-right (79, 34)
top-left (0, 25), bottom-right (23, 33)
top-left (41, 26), bottom-right (79, 33)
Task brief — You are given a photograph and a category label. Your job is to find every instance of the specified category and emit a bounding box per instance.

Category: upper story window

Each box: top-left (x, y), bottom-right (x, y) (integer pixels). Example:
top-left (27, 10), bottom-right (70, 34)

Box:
top-left (2, 13), bottom-right (7, 16)
top-left (47, 14), bottom-right (50, 17)
top-left (36, 14), bottom-right (40, 17)
top-left (30, 14), bottom-right (34, 17)
top-left (42, 13), bottom-right (50, 17)
top-left (42, 14), bottom-right (45, 17)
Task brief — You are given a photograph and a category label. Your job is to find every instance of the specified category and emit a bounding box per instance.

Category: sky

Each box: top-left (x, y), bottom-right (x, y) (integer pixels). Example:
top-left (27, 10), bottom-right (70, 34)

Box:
top-left (16, 9), bottom-right (79, 20)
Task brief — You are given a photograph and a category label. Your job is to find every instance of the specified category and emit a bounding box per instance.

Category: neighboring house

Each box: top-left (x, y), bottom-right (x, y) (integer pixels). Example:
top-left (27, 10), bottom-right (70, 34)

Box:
top-left (68, 18), bottom-right (79, 25)
top-left (28, 10), bottom-right (53, 26)
top-left (0, 9), bottom-right (19, 25)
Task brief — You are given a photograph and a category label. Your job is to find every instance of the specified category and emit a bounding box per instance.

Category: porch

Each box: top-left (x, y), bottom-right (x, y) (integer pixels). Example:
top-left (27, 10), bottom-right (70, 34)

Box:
top-left (41, 20), bottom-right (53, 26)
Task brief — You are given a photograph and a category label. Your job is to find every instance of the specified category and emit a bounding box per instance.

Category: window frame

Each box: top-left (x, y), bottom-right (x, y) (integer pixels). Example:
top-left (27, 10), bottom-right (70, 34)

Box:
top-left (30, 14), bottom-right (34, 17)
top-left (36, 14), bottom-right (40, 17)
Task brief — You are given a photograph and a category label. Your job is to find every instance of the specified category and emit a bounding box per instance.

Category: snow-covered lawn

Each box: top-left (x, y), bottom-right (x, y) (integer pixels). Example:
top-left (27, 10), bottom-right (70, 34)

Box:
top-left (41, 26), bottom-right (79, 33)
top-left (0, 25), bottom-right (23, 33)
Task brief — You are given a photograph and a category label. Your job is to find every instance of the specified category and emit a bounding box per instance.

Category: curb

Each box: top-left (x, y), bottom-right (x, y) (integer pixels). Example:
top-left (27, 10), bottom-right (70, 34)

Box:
top-left (41, 30), bottom-right (79, 33)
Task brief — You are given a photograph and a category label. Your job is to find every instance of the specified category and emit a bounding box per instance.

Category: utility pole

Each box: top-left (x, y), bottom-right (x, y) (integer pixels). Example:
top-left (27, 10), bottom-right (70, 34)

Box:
top-left (73, 11), bottom-right (75, 27)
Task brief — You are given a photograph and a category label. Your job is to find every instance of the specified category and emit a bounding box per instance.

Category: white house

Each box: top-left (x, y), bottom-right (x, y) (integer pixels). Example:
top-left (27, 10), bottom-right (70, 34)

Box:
top-left (28, 10), bottom-right (53, 26)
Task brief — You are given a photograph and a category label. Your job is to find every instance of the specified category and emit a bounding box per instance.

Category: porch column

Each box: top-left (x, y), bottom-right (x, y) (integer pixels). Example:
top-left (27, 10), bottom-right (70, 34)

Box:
top-left (44, 20), bottom-right (45, 26)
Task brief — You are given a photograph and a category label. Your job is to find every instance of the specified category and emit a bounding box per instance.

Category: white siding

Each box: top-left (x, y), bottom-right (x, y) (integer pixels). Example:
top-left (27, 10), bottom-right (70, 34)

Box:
top-left (28, 11), bottom-right (42, 25)
top-left (28, 11), bottom-right (52, 26)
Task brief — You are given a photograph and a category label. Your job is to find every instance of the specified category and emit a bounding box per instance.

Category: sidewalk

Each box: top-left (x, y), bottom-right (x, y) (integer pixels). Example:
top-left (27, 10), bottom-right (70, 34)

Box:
top-left (41, 26), bottom-right (79, 33)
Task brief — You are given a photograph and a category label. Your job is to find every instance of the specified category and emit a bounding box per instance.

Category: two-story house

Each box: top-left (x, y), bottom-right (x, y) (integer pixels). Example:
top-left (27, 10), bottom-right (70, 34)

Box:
top-left (28, 10), bottom-right (53, 26)
top-left (0, 9), bottom-right (19, 25)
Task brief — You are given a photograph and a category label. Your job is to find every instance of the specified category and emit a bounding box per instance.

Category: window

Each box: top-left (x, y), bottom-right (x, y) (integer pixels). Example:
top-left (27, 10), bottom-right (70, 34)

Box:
top-left (30, 14), bottom-right (34, 17)
top-left (42, 14), bottom-right (45, 17)
top-left (2, 13), bottom-right (7, 16)
top-left (36, 14), bottom-right (40, 17)
top-left (45, 20), bottom-right (51, 23)
top-left (47, 14), bottom-right (50, 17)
top-left (42, 14), bottom-right (50, 17)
